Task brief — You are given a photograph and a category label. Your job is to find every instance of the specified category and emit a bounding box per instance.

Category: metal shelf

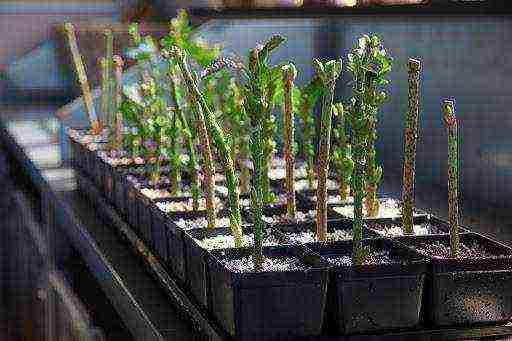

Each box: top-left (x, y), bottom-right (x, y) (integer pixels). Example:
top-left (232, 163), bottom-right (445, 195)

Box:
top-left (190, 2), bottom-right (512, 19)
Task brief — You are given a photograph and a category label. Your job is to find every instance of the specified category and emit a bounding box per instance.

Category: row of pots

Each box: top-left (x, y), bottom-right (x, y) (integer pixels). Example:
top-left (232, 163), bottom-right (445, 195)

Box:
top-left (68, 129), bottom-right (512, 341)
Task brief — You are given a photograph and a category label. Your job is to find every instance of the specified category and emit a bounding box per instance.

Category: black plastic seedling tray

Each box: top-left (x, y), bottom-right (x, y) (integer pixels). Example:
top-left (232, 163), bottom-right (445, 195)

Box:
top-left (74, 170), bottom-right (512, 341)
top-left (208, 245), bottom-right (331, 341)
top-left (305, 238), bottom-right (428, 335)
top-left (67, 128), bottom-right (512, 340)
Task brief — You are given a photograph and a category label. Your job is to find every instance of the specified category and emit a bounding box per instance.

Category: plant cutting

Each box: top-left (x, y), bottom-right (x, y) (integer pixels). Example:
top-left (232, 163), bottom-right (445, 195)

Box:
top-left (298, 75), bottom-right (324, 190)
top-left (63, 22), bottom-right (102, 135)
top-left (342, 34), bottom-right (392, 264)
top-left (332, 102), bottom-right (353, 202)
top-left (160, 9), bottom-right (229, 214)
top-left (442, 98), bottom-right (460, 257)
top-left (282, 62), bottom-right (297, 218)
top-left (113, 55), bottom-right (124, 150)
top-left (239, 35), bottom-right (287, 269)
top-left (402, 58), bottom-right (422, 235)
top-left (104, 29), bottom-right (115, 143)
top-left (168, 69), bottom-right (201, 209)
top-left (169, 46), bottom-right (244, 246)
top-left (229, 78), bottom-right (252, 194)
top-left (314, 58), bottom-right (343, 242)
top-left (166, 52), bottom-right (217, 230)
top-left (346, 34), bottom-right (392, 219)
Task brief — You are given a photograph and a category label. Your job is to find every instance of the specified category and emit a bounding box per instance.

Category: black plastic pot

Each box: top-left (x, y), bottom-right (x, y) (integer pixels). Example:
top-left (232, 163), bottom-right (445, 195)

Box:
top-left (96, 151), bottom-right (115, 204)
top-left (305, 238), bottom-right (428, 335)
top-left (182, 224), bottom-right (264, 309)
top-left (125, 175), bottom-right (141, 231)
top-left (393, 232), bottom-right (512, 327)
top-left (208, 245), bottom-right (331, 341)
top-left (150, 198), bottom-right (208, 282)
top-left (366, 214), bottom-right (471, 238)
top-left (89, 142), bottom-right (108, 189)
top-left (67, 128), bottom-right (84, 171)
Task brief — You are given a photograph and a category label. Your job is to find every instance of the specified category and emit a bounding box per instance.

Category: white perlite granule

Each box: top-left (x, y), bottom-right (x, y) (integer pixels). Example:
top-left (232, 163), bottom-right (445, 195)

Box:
top-left (175, 217), bottom-right (231, 230)
top-left (197, 233), bottom-right (280, 250)
top-left (333, 198), bottom-right (422, 219)
top-left (294, 179), bottom-right (338, 192)
top-left (156, 197), bottom-right (224, 212)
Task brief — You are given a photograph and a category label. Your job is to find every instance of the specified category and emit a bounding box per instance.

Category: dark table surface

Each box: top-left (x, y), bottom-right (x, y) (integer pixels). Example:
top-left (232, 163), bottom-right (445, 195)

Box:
top-left (0, 103), bottom-right (202, 341)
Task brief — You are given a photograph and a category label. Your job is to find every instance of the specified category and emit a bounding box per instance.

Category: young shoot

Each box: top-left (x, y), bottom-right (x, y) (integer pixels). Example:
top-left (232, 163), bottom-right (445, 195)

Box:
top-left (314, 58), bottom-right (343, 242)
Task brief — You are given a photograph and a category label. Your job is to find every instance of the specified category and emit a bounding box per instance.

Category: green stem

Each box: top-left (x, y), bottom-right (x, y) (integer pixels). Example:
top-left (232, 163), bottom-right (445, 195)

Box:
top-left (63, 23), bottom-right (101, 134)
top-left (352, 78), bottom-right (366, 266)
top-left (314, 59), bottom-right (341, 241)
top-left (402, 58), bottom-right (422, 235)
top-left (113, 55), bottom-right (124, 150)
top-left (283, 63), bottom-right (297, 218)
top-left (169, 70), bottom-right (200, 210)
top-left (104, 29), bottom-right (114, 130)
top-left (169, 112), bottom-right (181, 196)
top-left (174, 49), bottom-right (243, 242)
top-left (250, 126), bottom-right (265, 271)
top-left (443, 99), bottom-right (459, 258)
top-left (333, 103), bottom-right (351, 201)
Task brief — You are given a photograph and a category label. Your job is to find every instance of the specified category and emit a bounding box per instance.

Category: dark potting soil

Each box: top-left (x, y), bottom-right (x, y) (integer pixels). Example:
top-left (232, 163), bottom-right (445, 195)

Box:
top-left (221, 255), bottom-right (309, 273)
top-left (367, 220), bottom-right (448, 237)
top-left (197, 232), bottom-right (280, 251)
top-left (324, 249), bottom-right (400, 267)
top-left (414, 240), bottom-right (510, 259)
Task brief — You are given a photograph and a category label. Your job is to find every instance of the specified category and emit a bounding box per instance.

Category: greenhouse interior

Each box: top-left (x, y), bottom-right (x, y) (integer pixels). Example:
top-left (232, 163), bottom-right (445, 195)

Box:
top-left (1, 1), bottom-right (512, 340)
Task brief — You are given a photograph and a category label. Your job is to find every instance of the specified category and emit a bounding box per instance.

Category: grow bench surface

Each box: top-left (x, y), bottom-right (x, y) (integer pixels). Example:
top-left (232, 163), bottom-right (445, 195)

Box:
top-left (75, 169), bottom-right (512, 341)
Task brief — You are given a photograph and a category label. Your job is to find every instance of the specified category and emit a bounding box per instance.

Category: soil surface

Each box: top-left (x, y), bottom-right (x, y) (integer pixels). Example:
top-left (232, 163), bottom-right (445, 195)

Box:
top-left (307, 194), bottom-right (354, 205)
top-left (175, 216), bottom-right (232, 230)
top-left (333, 198), bottom-right (424, 219)
top-left (367, 220), bottom-right (448, 237)
top-left (72, 129), bottom-right (108, 144)
top-left (294, 178), bottom-right (338, 192)
top-left (198, 232), bottom-right (280, 250)
top-left (263, 210), bottom-right (316, 225)
top-left (268, 165), bottom-right (309, 181)
top-left (140, 188), bottom-right (173, 200)
top-left (414, 240), bottom-right (511, 259)
top-left (324, 249), bottom-right (400, 267)
top-left (239, 192), bottom-right (289, 208)
top-left (156, 197), bottom-right (224, 213)
top-left (283, 229), bottom-right (354, 244)
top-left (222, 255), bottom-right (309, 273)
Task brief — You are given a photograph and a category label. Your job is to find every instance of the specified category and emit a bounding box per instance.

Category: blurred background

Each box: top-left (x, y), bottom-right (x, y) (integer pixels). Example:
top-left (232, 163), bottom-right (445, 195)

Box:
top-left (2, 0), bottom-right (512, 211)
